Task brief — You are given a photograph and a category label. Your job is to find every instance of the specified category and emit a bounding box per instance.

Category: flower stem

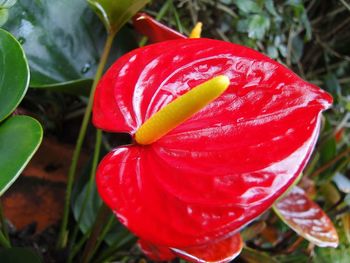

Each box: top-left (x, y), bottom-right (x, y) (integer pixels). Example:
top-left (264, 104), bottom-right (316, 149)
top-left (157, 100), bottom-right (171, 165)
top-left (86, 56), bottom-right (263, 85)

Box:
top-left (0, 230), bottom-right (10, 248)
top-left (310, 146), bottom-right (350, 177)
top-left (86, 213), bottom-right (115, 261)
top-left (81, 204), bottom-right (110, 263)
top-left (67, 128), bottom-right (103, 263)
top-left (56, 33), bottom-right (115, 249)
top-left (0, 204), bottom-right (10, 248)
top-left (0, 203), bottom-right (9, 241)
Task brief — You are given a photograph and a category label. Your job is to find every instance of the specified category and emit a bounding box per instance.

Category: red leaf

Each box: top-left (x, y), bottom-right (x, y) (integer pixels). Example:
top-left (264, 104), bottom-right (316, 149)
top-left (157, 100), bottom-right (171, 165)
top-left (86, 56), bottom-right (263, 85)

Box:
top-left (132, 13), bottom-right (186, 43)
top-left (93, 38), bottom-right (332, 248)
top-left (274, 186), bottom-right (339, 247)
top-left (172, 233), bottom-right (243, 263)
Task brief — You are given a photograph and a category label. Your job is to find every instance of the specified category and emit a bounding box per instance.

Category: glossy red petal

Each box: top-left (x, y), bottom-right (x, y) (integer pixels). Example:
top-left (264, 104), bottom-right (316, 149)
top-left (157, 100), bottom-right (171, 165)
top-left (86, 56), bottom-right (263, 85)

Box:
top-left (94, 38), bottom-right (332, 247)
top-left (172, 233), bottom-right (243, 263)
top-left (274, 186), bottom-right (339, 247)
top-left (138, 239), bottom-right (175, 261)
top-left (132, 12), bottom-right (186, 43)
top-left (93, 38), bottom-right (331, 133)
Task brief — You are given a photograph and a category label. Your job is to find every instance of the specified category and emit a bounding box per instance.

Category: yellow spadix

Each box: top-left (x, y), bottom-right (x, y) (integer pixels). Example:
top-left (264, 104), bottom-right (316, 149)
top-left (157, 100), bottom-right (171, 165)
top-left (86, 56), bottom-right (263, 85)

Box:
top-left (135, 75), bottom-right (230, 145)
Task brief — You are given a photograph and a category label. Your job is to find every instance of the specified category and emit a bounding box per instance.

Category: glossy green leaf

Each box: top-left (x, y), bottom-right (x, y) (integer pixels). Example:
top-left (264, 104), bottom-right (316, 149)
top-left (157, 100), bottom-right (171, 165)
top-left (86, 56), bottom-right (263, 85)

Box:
top-left (87, 0), bottom-right (150, 35)
top-left (0, 116), bottom-right (42, 195)
top-left (3, 0), bottom-right (138, 93)
top-left (0, 248), bottom-right (42, 263)
top-left (274, 186), bottom-right (339, 248)
top-left (0, 0), bottom-right (16, 8)
top-left (0, 28), bottom-right (29, 122)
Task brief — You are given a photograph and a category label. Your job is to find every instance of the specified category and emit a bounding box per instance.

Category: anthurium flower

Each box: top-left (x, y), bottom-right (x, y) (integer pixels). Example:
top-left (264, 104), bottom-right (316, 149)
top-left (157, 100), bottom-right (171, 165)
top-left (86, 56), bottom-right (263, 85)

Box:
top-left (93, 36), bottom-right (332, 261)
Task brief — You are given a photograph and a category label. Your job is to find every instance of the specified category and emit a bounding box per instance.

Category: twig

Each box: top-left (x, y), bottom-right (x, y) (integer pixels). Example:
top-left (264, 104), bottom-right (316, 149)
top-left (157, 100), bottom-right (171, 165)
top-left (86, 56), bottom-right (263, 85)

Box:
top-left (310, 146), bottom-right (350, 177)
top-left (339, 0), bottom-right (350, 13)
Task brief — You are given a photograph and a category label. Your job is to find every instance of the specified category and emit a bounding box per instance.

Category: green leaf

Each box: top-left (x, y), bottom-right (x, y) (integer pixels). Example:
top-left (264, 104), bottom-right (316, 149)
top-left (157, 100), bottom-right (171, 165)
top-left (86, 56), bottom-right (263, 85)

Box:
top-left (72, 181), bottom-right (132, 246)
top-left (234, 0), bottom-right (261, 13)
top-left (0, 0), bottom-right (16, 9)
top-left (319, 137), bottom-right (336, 164)
top-left (320, 182), bottom-right (341, 205)
top-left (73, 182), bottom-right (103, 234)
top-left (0, 28), bottom-right (29, 122)
top-left (248, 14), bottom-right (270, 40)
top-left (314, 246), bottom-right (350, 263)
top-left (291, 35), bottom-right (304, 64)
top-left (240, 247), bottom-right (278, 263)
top-left (87, 0), bottom-right (150, 35)
top-left (0, 116), bottom-right (42, 196)
top-left (324, 73), bottom-right (341, 95)
top-left (265, 0), bottom-right (278, 16)
top-left (0, 248), bottom-right (42, 263)
top-left (267, 45), bottom-right (278, 59)
top-left (0, 8), bottom-right (8, 26)
top-left (3, 0), bottom-right (138, 93)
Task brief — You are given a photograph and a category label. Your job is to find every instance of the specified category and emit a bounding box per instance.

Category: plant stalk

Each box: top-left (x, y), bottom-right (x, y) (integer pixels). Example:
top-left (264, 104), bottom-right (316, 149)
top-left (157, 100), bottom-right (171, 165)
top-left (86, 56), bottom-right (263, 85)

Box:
top-left (86, 213), bottom-right (115, 261)
top-left (0, 202), bottom-right (9, 242)
top-left (67, 128), bottom-right (103, 263)
top-left (0, 230), bottom-right (10, 248)
top-left (56, 33), bottom-right (115, 249)
top-left (310, 146), bottom-right (350, 177)
top-left (81, 204), bottom-right (110, 263)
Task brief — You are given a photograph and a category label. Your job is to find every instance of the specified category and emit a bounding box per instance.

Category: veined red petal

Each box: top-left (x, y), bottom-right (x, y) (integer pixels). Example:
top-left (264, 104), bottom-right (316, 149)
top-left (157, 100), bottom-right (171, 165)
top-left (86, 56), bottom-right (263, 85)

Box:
top-left (93, 38), bottom-right (332, 248)
top-left (138, 239), bottom-right (175, 261)
top-left (172, 233), bottom-right (243, 263)
top-left (132, 12), bottom-right (186, 43)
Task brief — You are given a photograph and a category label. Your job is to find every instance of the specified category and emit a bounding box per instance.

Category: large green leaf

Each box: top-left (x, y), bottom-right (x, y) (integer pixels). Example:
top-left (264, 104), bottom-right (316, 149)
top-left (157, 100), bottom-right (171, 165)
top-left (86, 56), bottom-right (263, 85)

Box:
top-left (0, 115), bottom-right (43, 195)
top-left (0, 28), bottom-right (29, 122)
top-left (3, 0), bottom-right (138, 92)
top-left (87, 0), bottom-right (150, 35)
top-left (0, 248), bottom-right (42, 263)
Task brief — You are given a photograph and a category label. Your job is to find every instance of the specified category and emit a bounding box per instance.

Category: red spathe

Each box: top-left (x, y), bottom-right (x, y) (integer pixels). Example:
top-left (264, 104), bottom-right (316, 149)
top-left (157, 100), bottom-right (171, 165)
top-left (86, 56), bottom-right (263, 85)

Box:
top-left (93, 38), bottom-right (332, 248)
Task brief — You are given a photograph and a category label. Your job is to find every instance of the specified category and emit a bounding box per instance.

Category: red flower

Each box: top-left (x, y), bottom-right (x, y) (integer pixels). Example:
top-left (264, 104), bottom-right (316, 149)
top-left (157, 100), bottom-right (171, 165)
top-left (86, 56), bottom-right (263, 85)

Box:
top-left (93, 31), bottom-right (332, 262)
